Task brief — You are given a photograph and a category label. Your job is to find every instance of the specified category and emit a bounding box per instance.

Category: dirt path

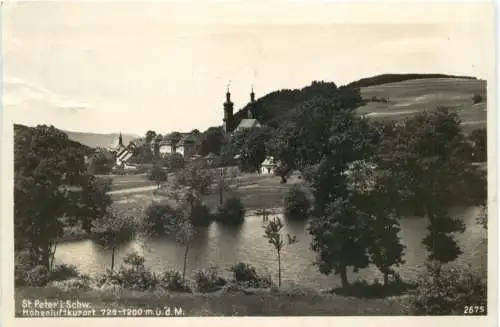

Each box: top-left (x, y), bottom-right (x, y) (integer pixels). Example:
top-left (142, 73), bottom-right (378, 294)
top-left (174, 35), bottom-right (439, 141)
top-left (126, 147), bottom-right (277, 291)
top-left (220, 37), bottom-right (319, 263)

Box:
top-left (107, 185), bottom-right (158, 195)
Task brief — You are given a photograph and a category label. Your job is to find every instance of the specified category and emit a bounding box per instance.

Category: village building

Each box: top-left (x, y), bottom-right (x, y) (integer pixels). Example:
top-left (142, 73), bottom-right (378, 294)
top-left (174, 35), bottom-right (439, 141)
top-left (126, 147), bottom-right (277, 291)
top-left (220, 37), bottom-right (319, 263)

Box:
top-left (222, 87), bottom-right (262, 134)
top-left (259, 156), bottom-right (277, 175)
top-left (234, 87), bottom-right (262, 132)
top-left (108, 132), bottom-right (136, 168)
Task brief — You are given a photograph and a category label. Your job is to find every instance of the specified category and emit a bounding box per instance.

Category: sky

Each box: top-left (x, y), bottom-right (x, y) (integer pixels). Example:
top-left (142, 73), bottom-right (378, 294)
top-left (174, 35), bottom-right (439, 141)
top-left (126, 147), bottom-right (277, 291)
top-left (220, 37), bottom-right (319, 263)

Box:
top-left (2, 2), bottom-right (494, 136)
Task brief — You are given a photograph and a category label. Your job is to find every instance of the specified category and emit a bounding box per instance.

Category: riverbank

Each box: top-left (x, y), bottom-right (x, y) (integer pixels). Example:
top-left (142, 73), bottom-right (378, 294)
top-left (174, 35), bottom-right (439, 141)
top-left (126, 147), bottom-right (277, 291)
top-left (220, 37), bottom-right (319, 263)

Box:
top-left (15, 286), bottom-right (405, 316)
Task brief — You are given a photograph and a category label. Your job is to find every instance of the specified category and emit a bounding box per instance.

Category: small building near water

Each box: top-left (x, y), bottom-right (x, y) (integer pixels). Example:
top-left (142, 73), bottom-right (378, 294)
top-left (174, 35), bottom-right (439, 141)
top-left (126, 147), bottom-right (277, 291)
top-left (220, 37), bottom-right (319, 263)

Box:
top-left (259, 156), bottom-right (277, 175)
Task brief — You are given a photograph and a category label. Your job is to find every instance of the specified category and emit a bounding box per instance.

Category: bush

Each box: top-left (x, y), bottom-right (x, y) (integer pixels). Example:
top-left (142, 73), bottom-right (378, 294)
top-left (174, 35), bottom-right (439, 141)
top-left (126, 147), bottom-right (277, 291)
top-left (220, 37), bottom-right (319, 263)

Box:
top-left (116, 252), bottom-right (159, 291)
top-left (49, 264), bottom-right (80, 282)
top-left (159, 270), bottom-right (191, 292)
top-left (190, 203), bottom-right (214, 227)
top-left (24, 265), bottom-right (50, 287)
top-left (148, 165), bottom-right (167, 186)
top-left (193, 265), bottom-right (227, 292)
top-left (407, 262), bottom-right (487, 315)
top-left (229, 262), bottom-right (273, 288)
top-left (93, 253), bottom-right (160, 291)
top-left (144, 202), bottom-right (182, 235)
top-left (50, 277), bottom-right (92, 291)
top-left (472, 93), bottom-right (485, 104)
top-left (284, 185), bottom-right (311, 220)
top-left (216, 196), bottom-right (245, 225)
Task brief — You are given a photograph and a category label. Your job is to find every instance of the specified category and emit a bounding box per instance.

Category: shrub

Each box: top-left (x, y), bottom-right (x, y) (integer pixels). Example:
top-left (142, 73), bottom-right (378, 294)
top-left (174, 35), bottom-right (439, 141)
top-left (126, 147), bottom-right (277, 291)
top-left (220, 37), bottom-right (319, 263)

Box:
top-left (144, 202), bottom-right (182, 235)
top-left (50, 277), bottom-right (92, 291)
top-left (472, 93), bottom-right (485, 104)
top-left (190, 203), bottom-right (214, 227)
top-left (407, 262), bottom-right (487, 315)
top-left (284, 185), bottom-right (311, 220)
top-left (49, 264), bottom-right (80, 281)
top-left (94, 268), bottom-right (122, 289)
top-left (216, 196), bottom-right (245, 225)
top-left (116, 252), bottom-right (159, 291)
top-left (24, 265), bottom-right (50, 287)
top-left (229, 262), bottom-right (273, 288)
top-left (148, 165), bottom-right (167, 186)
top-left (159, 270), bottom-right (191, 292)
top-left (193, 265), bottom-right (227, 292)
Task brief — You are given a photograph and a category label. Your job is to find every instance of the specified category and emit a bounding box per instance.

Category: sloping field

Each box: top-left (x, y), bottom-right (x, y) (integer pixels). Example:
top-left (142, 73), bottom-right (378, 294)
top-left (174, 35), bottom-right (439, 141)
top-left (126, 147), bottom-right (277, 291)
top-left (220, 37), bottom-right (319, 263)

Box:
top-left (356, 78), bottom-right (487, 132)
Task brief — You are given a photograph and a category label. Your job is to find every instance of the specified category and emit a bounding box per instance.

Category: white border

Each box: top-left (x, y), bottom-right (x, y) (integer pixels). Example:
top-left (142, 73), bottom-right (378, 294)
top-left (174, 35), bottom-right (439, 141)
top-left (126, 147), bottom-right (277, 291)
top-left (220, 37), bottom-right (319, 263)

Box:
top-left (1, 1), bottom-right (498, 327)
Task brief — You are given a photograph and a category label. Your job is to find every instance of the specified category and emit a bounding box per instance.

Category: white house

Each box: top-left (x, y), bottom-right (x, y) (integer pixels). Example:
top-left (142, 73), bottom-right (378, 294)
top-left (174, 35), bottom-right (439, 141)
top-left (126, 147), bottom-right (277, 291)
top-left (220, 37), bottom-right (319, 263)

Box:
top-left (259, 156), bottom-right (277, 175)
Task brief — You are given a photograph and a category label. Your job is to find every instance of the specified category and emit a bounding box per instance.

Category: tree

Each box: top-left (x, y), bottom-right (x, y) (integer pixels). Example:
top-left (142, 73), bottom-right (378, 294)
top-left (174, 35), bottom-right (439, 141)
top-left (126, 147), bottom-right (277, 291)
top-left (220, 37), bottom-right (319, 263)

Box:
top-left (199, 127), bottom-right (226, 156)
top-left (148, 166), bottom-right (167, 188)
top-left (163, 185), bottom-right (197, 278)
top-left (176, 165), bottom-right (214, 196)
top-left (87, 150), bottom-right (114, 174)
top-left (14, 125), bottom-right (107, 270)
top-left (363, 189), bottom-right (406, 286)
top-left (145, 130), bottom-right (157, 144)
top-left (377, 107), bottom-right (486, 265)
top-left (308, 195), bottom-right (371, 288)
top-left (220, 126), bottom-right (273, 172)
top-left (262, 217), bottom-right (297, 287)
top-left (164, 153), bottom-right (185, 169)
top-left (91, 208), bottom-right (137, 270)
top-left (153, 134), bottom-right (163, 159)
top-left (68, 176), bottom-right (113, 233)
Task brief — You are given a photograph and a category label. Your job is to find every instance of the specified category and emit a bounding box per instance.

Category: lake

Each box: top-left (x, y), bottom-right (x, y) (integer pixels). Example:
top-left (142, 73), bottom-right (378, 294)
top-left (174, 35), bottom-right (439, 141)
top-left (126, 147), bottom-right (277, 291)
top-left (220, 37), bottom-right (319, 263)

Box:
top-left (55, 206), bottom-right (487, 289)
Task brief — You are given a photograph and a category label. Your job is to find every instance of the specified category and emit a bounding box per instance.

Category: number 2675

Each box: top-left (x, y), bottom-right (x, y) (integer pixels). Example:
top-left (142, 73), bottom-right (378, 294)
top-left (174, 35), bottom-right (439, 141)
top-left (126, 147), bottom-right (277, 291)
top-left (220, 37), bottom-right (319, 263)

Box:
top-left (464, 305), bottom-right (485, 314)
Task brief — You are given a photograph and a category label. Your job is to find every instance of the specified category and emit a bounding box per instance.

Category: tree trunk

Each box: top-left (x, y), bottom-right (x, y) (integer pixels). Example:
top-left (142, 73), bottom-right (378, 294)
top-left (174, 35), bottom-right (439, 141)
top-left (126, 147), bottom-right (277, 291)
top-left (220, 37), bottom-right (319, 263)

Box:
top-left (278, 251), bottom-right (281, 287)
top-left (182, 243), bottom-right (190, 279)
top-left (339, 265), bottom-right (349, 288)
top-left (383, 272), bottom-right (389, 286)
top-left (111, 247), bottom-right (116, 271)
top-left (219, 184), bottom-right (224, 206)
top-left (49, 242), bottom-right (58, 271)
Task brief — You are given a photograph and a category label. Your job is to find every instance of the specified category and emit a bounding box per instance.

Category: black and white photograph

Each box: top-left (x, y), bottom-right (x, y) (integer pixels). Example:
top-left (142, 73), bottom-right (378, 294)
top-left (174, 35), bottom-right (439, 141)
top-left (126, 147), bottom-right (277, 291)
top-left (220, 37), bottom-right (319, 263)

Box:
top-left (1, 1), bottom-right (496, 324)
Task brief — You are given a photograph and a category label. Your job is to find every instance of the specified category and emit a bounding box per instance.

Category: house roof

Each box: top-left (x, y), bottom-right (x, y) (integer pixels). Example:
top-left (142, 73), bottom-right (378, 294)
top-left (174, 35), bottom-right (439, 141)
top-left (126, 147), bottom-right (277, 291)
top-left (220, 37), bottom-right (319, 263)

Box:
top-left (236, 119), bottom-right (261, 131)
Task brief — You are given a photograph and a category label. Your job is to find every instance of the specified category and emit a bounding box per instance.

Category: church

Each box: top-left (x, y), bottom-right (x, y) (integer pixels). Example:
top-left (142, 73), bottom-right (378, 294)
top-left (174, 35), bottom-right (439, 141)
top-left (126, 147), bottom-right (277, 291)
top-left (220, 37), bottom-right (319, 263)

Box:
top-left (223, 87), bottom-right (262, 134)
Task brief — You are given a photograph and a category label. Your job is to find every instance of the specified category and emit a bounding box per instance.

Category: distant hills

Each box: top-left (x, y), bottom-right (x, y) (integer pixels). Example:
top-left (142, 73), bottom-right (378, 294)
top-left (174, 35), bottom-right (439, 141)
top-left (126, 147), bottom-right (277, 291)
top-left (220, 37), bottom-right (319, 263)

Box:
top-left (15, 73), bottom-right (484, 150)
top-left (62, 130), bottom-right (139, 149)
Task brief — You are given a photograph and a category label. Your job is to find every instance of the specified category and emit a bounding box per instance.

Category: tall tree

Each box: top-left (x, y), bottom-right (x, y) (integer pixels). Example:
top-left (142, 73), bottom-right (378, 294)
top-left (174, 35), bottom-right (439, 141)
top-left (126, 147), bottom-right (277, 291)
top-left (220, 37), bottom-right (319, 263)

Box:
top-left (199, 127), bottom-right (226, 156)
top-left (14, 125), bottom-right (107, 269)
top-left (377, 107), bottom-right (486, 265)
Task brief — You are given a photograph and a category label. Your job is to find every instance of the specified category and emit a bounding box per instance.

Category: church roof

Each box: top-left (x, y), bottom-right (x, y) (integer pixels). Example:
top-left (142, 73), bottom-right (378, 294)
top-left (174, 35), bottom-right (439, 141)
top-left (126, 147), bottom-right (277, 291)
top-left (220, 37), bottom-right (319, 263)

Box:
top-left (236, 119), bottom-right (261, 131)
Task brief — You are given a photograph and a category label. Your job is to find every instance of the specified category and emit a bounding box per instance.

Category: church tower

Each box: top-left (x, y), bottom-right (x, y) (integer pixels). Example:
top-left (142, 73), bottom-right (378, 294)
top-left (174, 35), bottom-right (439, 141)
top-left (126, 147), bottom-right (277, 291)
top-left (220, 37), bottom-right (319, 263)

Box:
top-left (118, 132), bottom-right (123, 147)
top-left (247, 86), bottom-right (256, 119)
top-left (223, 87), bottom-right (234, 133)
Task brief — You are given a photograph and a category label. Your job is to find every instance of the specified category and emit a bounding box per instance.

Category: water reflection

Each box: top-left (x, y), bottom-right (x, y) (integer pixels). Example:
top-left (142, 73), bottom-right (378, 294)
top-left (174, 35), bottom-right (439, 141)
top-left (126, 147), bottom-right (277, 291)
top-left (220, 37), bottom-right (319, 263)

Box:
top-left (55, 206), bottom-right (486, 289)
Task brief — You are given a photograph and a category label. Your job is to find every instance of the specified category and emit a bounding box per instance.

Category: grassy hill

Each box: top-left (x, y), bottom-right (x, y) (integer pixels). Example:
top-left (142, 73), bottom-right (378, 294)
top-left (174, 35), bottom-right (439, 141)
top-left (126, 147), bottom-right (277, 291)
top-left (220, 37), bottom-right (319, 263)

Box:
top-left (356, 77), bottom-right (487, 133)
top-left (231, 74), bottom-right (486, 134)
top-left (347, 73), bottom-right (477, 88)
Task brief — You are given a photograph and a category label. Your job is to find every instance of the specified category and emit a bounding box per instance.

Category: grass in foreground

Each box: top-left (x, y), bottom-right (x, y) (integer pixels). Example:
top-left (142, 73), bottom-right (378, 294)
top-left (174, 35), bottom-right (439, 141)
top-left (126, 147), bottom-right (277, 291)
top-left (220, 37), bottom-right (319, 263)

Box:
top-left (15, 287), bottom-right (405, 316)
